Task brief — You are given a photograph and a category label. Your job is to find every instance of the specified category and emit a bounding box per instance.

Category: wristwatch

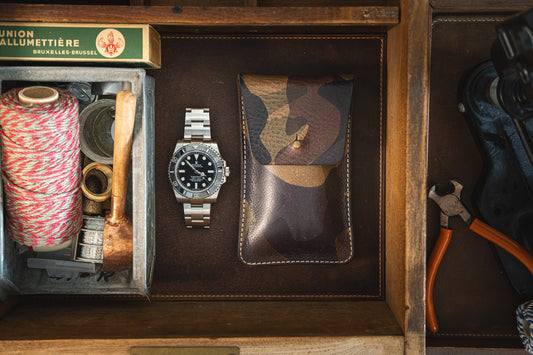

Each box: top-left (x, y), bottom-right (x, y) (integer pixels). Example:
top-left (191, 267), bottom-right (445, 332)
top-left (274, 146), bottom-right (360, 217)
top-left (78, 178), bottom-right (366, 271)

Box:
top-left (168, 108), bottom-right (230, 228)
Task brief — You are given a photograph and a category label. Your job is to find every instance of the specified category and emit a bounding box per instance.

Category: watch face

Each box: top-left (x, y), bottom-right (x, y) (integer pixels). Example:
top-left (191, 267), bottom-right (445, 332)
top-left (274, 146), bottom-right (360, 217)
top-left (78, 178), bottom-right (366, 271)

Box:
top-left (168, 144), bottom-right (226, 199)
top-left (176, 152), bottom-right (216, 191)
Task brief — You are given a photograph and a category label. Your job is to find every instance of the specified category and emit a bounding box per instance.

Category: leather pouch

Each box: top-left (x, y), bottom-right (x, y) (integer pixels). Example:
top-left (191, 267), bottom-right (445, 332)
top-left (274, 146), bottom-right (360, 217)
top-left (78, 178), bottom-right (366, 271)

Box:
top-left (238, 74), bottom-right (354, 265)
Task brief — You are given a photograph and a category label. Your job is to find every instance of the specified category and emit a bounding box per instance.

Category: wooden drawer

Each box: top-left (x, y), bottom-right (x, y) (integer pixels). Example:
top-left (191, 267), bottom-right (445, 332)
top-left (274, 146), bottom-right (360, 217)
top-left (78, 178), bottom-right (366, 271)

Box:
top-left (0, 2), bottom-right (429, 354)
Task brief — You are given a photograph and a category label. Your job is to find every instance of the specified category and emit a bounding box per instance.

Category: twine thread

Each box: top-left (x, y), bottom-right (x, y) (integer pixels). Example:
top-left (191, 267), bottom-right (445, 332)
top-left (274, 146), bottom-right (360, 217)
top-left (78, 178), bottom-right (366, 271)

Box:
top-left (517, 300), bottom-right (533, 353)
top-left (0, 87), bottom-right (82, 247)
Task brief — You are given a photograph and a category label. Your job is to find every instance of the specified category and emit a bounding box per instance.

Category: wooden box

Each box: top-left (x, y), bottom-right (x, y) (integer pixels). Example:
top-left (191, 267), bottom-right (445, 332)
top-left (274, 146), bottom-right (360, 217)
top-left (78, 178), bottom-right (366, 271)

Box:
top-left (427, 1), bottom-right (533, 352)
top-left (4, 1), bottom-right (515, 353)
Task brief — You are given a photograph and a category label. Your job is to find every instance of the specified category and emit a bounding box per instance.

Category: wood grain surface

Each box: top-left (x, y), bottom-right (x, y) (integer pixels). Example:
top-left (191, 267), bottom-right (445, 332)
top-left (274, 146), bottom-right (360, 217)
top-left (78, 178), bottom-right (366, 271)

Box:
top-left (0, 336), bottom-right (404, 355)
top-left (0, 4), bottom-right (399, 26)
top-left (386, 0), bottom-right (430, 354)
top-left (0, 300), bottom-right (402, 339)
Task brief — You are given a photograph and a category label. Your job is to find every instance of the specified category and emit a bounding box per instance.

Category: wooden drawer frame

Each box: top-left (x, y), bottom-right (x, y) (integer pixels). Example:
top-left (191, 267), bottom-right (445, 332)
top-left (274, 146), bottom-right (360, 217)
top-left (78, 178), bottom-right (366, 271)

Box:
top-left (1, 1), bottom-right (422, 354)
top-left (6, 1), bottom-right (528, 353)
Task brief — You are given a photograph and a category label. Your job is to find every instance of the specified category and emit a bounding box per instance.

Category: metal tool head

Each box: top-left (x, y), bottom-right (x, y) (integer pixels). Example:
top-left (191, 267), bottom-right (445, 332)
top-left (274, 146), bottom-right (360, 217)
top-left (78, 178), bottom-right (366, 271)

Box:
top-left (103, 213), bottom-right (133, 272)
top-left (428, 180), bottom-right (472, 227)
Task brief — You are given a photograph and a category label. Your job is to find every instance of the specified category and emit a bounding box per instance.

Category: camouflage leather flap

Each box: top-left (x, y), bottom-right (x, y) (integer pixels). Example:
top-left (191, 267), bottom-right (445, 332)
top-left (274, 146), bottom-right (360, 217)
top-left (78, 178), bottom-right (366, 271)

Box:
top-left (239, 74), bottom-right (354, 165)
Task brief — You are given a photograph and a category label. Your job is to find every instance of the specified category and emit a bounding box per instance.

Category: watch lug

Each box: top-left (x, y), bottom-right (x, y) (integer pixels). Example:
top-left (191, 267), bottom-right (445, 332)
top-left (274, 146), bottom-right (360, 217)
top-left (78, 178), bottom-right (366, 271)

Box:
top-left (208, 191), bottom-right (220, 201)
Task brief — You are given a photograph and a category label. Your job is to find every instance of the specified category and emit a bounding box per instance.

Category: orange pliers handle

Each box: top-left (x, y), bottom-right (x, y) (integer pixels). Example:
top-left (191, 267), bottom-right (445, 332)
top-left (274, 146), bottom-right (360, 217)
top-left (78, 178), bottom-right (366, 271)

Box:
top-left (470, 218), bottom-right (533, 275)
top-left (426, 227), bottom-right (453, 334)
top-left (426, 219), bottom-right (533, 334)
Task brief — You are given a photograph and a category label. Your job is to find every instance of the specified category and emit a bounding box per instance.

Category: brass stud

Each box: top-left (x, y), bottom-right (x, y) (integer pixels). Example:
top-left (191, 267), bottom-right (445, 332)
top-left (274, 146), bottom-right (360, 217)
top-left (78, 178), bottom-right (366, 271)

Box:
top-left (292, 135), bottom-right (302, 149)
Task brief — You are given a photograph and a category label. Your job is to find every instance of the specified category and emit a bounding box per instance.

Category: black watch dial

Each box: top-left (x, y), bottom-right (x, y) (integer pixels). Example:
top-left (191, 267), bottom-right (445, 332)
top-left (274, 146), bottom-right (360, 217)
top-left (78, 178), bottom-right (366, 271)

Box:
top-left (175, 151), bottom-right (217, 191)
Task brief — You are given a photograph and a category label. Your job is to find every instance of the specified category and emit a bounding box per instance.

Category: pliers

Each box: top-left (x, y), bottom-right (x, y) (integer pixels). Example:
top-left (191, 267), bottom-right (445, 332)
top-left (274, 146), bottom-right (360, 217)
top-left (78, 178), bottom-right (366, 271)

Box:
top-left (426, 180), bottom-right (533, 333)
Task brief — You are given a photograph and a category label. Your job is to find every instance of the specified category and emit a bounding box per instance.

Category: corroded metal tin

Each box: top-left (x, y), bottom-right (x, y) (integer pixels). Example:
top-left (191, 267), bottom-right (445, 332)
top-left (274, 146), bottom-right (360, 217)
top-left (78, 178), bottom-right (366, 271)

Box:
top-left (0, 66), bottom-right (155, 299)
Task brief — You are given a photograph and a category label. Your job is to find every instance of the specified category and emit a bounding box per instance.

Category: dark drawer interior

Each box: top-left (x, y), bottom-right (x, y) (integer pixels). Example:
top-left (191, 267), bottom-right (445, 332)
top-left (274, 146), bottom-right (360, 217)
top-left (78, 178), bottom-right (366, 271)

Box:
top-left (150, 34), bottom-right (386, 299)
top-left (427, 14), bottom-right (526, 348)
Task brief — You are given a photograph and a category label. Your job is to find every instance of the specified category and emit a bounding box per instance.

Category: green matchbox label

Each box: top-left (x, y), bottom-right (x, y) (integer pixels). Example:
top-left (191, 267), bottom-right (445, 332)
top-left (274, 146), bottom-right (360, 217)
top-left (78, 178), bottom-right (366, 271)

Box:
top-left (0, 25), bottom-right (143, 60)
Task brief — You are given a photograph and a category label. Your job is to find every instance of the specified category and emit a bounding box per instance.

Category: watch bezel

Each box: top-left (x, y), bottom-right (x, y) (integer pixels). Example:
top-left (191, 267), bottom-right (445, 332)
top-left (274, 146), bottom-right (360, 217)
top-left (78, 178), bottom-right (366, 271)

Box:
top-left (168, 143), bottom-right (226, 200)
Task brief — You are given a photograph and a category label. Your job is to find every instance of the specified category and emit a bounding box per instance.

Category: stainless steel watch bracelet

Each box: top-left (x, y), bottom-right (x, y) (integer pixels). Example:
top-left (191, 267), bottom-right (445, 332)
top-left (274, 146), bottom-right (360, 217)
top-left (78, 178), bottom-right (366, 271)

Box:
top-left (183, 202), bottom-right (211, 228)
top-left (184, 108), bottom-right (211, 141)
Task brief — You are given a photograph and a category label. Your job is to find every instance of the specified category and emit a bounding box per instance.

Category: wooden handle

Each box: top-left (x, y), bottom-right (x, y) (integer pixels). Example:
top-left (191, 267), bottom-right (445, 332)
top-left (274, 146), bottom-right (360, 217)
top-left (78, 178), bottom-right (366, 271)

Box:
top-left (470, 218), bottom-right (533, 274)
top-left (109, 90), bottom-right (136, 222)
top-left (426, 227), bottom-right (453, 334)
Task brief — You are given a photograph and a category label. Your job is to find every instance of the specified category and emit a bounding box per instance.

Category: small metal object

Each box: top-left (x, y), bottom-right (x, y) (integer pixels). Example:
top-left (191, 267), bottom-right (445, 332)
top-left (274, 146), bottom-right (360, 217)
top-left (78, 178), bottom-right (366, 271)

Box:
top-left (67, 82), bottom-right (97, 111)
top-left (82, 215), bottom-right (105, 231)
top-left (80, 244), bottom-right (103, 260)
top-left (92, 81), bottom-right (132, 96)
top-left (81, 162), bottom-right (113, 202)
top-left (82, 195), bottom-right (103, 216)
top-left (292, 126), bottom-right (308, 149)
top-left (79, 99), bottom-right (116, 165)
top-left (81, 229), bottom-right (104, 245)
top-left (29, 244), bottom-right (97, 279)
top-left (74, 215), bottom-right (105, 264)
top-left (428, 180), bottom-right (472, 227)
top-left (292, 134), bottom-right (303, 149)
top-left (27, 258), bottom-right (96, 279)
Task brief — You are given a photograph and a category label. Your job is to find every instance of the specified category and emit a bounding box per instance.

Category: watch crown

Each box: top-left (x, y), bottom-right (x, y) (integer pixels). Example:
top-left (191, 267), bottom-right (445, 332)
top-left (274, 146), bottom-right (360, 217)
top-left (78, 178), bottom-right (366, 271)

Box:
top-left (225, 166), bottom-right (230, 177)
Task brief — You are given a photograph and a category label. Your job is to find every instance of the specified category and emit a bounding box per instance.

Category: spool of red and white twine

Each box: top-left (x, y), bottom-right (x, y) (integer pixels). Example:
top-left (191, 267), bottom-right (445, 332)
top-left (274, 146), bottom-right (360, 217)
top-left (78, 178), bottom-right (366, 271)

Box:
top-left (0, 86), bottom-right (82, 248)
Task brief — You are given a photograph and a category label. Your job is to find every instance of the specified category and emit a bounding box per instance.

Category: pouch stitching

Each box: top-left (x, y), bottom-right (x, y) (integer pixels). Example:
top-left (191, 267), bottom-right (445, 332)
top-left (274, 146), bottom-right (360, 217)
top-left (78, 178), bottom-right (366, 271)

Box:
top-left (162, 35), bottom-right (383, 41)
top-left (432, 16), bottom-right (507, 26)
top-left (152, 293), bottom-right (382, 299)
top-left (431, 332), bottom-right (516, 338)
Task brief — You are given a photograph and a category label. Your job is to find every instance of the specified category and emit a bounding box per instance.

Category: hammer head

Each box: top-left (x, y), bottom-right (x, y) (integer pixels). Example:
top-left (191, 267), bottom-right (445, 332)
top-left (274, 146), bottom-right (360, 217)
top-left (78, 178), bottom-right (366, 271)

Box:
top-left (102, 213), bottom-right (133, 272)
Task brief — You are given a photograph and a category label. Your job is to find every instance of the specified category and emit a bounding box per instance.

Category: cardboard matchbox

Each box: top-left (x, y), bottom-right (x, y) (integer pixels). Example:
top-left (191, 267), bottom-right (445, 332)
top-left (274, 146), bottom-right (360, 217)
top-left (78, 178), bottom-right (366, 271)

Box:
top-left (0, 23), bottom-right (161, 68)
